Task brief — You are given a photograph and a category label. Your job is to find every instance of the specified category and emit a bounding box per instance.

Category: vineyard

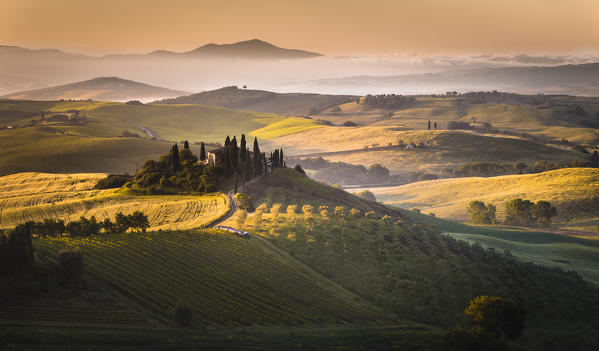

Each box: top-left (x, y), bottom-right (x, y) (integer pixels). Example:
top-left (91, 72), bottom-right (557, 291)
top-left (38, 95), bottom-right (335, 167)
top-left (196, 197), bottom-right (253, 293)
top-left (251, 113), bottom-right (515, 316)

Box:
top-left (0, 172), bottom-right (230, 230)
top-left (33, 229), bottom-right (390, 326)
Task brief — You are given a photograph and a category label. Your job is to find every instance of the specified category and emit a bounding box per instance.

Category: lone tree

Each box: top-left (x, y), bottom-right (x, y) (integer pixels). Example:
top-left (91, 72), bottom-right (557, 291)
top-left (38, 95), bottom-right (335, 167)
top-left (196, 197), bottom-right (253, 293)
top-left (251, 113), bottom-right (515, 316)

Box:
top-left (183, 140), bottom-right (190, 150)
top-left (464, 296), bottom-right (526, 340)
top-left (428, 120), bottom-right (431, 130)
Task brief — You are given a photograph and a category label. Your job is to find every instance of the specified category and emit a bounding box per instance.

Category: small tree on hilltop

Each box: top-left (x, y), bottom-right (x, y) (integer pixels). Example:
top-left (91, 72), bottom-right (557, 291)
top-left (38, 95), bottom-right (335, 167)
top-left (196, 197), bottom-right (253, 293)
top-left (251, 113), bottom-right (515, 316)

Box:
top-left (183, 140), bottom-right (190, 150)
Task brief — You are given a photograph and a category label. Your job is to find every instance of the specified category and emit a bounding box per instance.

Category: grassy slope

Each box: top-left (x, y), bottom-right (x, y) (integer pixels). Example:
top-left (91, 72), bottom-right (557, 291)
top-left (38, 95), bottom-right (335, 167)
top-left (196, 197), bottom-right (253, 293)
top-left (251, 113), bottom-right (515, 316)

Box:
top-left (243, 168), bottom-right (401, 218)
top-left (351, 168), bottom-right (599, 225)
top-left (318, 95), bottom-right (599, 144)
top-left (274, 127), bottom-right (585, 174)
top-left (33, 229), bottom-right (391, 326)
top-left (0, 100), bottom-right (323, 175)
top-left (0, 172), bottom-right (229, 230)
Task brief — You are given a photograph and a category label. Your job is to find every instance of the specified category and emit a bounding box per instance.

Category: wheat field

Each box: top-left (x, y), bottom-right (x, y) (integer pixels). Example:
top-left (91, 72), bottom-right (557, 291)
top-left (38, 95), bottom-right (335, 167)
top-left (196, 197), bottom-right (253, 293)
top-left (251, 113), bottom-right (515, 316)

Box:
top-left (0, 172), bottom-right (229, 230)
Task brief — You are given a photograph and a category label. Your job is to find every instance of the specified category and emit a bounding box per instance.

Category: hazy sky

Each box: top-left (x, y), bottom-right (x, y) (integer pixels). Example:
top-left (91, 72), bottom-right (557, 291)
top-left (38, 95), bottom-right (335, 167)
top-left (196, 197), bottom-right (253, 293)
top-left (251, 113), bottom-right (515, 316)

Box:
top-left (1, 0), bottom-right (598, 56)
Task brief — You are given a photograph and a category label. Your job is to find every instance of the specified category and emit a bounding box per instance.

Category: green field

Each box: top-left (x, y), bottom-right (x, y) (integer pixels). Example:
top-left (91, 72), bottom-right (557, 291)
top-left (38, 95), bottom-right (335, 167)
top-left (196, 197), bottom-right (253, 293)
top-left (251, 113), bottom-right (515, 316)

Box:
top-left (350, 168), bottom-right (599, 230)
top-left (0, 172), bottom-right (230, 230)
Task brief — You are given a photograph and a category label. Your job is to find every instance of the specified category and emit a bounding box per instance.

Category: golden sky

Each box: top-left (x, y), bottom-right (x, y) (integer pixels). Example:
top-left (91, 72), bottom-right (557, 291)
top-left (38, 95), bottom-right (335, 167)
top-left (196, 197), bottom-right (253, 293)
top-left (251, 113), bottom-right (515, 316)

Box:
top-left (1, 0), bottom-right (598, 55)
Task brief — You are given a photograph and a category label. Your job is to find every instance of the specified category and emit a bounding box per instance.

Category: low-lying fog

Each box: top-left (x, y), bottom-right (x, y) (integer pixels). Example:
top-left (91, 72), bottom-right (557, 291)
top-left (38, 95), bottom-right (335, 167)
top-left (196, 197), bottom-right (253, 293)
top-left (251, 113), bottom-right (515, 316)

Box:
top-left (1, 50), bottom-right (598, 96)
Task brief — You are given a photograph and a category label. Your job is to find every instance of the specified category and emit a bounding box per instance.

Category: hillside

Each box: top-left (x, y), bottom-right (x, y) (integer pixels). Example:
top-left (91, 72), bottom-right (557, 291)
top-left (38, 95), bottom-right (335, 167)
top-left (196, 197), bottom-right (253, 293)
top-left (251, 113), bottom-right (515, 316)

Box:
top-left (0, 99), bottom-right (323, 175)
top-left (155, 86), bottom-right (356, 115)
top-left (352, 168), bottom-right (599, 228)
top-left (222, 169), bottom-right (599, 349)
top-left (243, 168), bottom-right (402, 218)
top-left (0, 172), bottom-right (230, 230)
top-left (275, 128), bottom-right (586, 175)
top-left (2, 77), bottom-right (188, 102)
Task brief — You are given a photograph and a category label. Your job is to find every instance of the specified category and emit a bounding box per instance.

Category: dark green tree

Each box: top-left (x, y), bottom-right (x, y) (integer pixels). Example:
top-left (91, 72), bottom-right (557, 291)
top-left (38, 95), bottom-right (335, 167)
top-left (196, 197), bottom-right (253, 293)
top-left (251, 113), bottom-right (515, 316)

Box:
top-left (231, 136), bottom-right (239, 168)
top-left (57, 249), bottom-right (84, 287)
top-left (467, 201), bottom-right (496, 224)
top-left (183, 140), bottom-right (190, 150)
top-left (224, 136), bottom-right (231, 146)
top-left (532, 200), bottom-right (556, 226)
top-left (505, 198), bottom-right (534, 225)
top-left (253, 137), bottom-right (261, 176)
top-left (428, 120), bottom-right (431, 130)
top-left (200, 142), bottom-right (206, 161)
top-left (465, 296), bottom-right (526, 340)
top-left (240, 134), bottom-right (247, 162)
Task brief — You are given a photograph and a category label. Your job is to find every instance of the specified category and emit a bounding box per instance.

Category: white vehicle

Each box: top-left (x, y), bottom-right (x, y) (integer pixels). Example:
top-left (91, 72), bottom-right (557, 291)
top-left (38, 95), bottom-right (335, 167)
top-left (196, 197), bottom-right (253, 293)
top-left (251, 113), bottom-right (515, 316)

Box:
top-left (214, 225), bottom-right (250, 238)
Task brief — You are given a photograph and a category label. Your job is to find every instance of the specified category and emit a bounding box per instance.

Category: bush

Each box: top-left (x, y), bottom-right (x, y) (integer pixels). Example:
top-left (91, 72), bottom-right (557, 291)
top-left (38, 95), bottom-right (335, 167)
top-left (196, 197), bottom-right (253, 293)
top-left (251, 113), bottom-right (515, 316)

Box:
top-left (94, 175), bottom-right (133, 189)
top-left (57, 249), bottom-right (84, 287)
top-left (235, 193), bottom-right (254, 211)
top-left (294, 164), bottom-right (306, 175)
top-left (174, 303), bottom-right (193, 327)
top-left (467, 201), bottom-right (496, 224)
top-left (357, 190), bottom-right (376, 202)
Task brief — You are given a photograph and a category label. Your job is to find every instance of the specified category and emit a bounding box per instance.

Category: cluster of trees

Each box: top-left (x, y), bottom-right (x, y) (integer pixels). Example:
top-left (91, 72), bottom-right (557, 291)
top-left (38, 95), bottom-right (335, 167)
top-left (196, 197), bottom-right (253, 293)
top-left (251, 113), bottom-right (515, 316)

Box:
top-left (505, 199), bottom-right (557, 226)
top-left (295, 157), bottom-right (391, 185)
top-left (133, 141), bottom-right (219, 194)
top-left (362, 94), bottom-right (415, 109)
top-left (468, 199), bottom-right (556, 226)
top-left (442, 157), bottom-right (599, 179)
top-left (7, 212), bottom-right (150, 238)
top-left (467, 201), bottom-right (497, 224)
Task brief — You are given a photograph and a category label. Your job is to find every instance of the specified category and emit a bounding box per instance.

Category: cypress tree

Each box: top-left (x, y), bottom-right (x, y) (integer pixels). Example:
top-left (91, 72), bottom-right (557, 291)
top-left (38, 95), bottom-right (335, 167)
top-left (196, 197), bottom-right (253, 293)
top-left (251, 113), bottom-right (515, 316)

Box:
top-left (184, 140), bottom-right (190, 150)
top-left (225, 136), bottom-right (231, 146)
top-left (240, 134), bottom-right (247, 162)
top-left (428, 120), bottom-right (431, 130)
top-left (253, 137), bottom-right (261, 176)
top-left (234, 169), bottom-right (238, 193)
top-left (200, 142), bottom-right (206, 161)
top-left (172, 144), bottom-right (180, 173)
top-left (231, 136), bottom-right (238, 168)
top-left (279, 148), bottom-right (284, 168)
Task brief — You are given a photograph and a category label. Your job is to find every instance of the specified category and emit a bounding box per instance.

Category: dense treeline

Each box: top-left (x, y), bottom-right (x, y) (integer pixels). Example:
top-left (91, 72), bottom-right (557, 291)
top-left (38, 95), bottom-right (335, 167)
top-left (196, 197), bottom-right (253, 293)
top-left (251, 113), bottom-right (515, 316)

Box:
top-left (442, 157), bottom-right (599, 178)
top-left (363, 94), bottom-right (415, 109)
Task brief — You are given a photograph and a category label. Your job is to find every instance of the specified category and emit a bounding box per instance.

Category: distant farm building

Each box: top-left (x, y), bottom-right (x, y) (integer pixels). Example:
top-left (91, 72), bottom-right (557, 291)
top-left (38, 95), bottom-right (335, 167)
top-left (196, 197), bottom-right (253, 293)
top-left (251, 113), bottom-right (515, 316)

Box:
top-left (205, 145), bottom-right (254, 166)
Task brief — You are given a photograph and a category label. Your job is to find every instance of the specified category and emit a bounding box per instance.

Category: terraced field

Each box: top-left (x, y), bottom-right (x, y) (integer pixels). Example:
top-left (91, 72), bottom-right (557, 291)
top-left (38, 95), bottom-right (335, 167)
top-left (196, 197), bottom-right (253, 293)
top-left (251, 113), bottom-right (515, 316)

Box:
top-left (33, 229), bottom-right (389, 326)
top-left (0, 172), bottom-right (229, 230)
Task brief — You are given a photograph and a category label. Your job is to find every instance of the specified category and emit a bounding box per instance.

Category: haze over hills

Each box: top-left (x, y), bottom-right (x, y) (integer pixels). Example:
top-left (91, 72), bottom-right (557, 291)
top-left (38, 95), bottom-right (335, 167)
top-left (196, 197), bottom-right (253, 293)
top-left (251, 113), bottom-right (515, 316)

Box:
top-left (306, 62), bottom-right (599, 96)
top-left (155, 86), bottom-right (356, 115)
top-left (2, 77), bottom-right (188, 102)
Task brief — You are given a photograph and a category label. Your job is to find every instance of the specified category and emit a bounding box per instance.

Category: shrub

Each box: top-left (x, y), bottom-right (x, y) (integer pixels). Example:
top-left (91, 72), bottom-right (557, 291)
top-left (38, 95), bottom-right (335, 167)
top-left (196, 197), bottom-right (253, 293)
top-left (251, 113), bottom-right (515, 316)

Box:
top-left (334, 206), bottom-right (346, 219)
top-left (364, 210), bottom-right (376, 219)
top-left (294, 164), bottom-right (306, 175)
top-left (357, 190), bottom-right (376, 202)
top-left (174, 303), bottom-right (193, 327)
top-left (350, 208), bottom-right (361, 218)
top-left (235, 193), bottom-right (254, 211)
top-left (465, 296), bottom-right (526, 340)
top-left (94, 174), bottom-right (133, 189)
top-left (57, 249), bottom-right (84, 287)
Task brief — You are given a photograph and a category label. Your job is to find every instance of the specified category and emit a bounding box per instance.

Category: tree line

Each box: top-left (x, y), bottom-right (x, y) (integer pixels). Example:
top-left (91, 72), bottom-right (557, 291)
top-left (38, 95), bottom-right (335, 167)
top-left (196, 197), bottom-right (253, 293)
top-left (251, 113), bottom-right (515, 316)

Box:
top-left (362, 94), bottom-right (415, 109)
top-left (468, 199), bottom-right (556, 226)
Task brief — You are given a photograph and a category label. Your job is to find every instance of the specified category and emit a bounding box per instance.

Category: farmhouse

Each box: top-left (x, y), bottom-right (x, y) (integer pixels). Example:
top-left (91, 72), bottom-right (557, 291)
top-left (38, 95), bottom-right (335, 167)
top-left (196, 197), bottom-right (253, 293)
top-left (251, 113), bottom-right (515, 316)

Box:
top-left (205, 145), bottom-right (254, 166)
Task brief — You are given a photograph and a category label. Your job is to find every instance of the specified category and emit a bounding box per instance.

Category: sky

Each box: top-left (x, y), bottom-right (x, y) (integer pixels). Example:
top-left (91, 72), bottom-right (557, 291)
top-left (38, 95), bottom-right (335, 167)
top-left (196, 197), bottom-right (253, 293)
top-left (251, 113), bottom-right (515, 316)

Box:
top-left (1, 0), bottom-right (598, 56)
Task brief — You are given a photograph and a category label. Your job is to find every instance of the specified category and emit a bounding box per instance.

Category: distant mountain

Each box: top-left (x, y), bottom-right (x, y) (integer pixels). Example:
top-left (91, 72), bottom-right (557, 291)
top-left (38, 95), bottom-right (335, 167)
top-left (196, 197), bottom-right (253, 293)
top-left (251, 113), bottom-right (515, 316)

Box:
top-left (2, 77), bottom-right (188, 102)
top-left (155, 86), bottom-right (356, 115)
top-left (308, 62), bottom-right (599, 96)
top-left (148, 39), bottom-right (322, 59)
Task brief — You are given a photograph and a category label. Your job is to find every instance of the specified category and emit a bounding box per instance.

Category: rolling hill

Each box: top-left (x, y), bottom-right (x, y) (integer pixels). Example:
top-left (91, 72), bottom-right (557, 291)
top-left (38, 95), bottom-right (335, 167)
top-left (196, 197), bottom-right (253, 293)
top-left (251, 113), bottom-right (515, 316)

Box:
top-left (155, 86), bottom-right (356, 115)
top-left (274, 127), bottom-right (586, 175)
top-left (148, 39), bottom-right (322, 59)
top-left (2, 77), bottom-right (188, 102)
top-left (350, 168), bottom-right (599, 229)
